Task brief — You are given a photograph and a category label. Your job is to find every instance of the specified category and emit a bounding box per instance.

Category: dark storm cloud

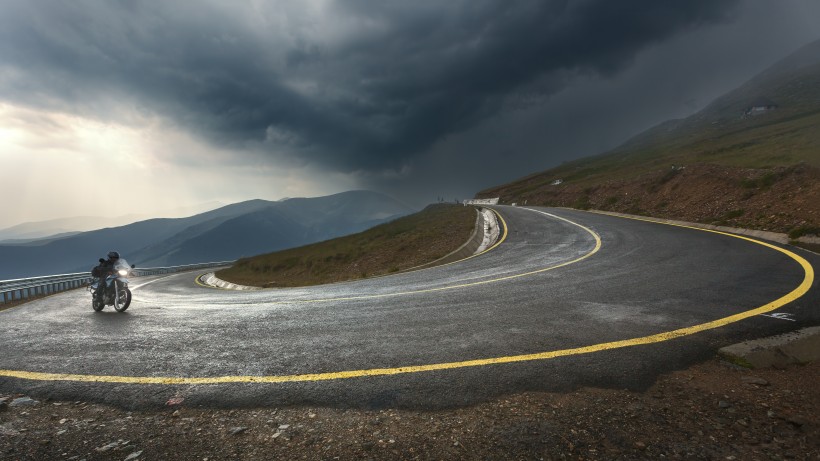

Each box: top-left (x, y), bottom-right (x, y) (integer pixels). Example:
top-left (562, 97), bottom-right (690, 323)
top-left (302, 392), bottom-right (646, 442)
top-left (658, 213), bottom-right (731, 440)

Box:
top-left (0, 0), bottom-right (739, 172)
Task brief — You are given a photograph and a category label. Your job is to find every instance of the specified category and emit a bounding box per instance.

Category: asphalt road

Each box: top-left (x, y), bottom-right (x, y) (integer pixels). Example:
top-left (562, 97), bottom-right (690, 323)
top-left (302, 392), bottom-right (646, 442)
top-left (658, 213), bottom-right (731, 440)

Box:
top-left (1, 206), bottom-right (817, 410)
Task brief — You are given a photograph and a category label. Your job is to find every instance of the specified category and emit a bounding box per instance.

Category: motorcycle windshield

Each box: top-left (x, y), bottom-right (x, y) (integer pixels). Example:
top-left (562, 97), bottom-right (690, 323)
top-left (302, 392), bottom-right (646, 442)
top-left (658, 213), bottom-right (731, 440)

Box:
top-left (113, 259), bottom-right (131, 272)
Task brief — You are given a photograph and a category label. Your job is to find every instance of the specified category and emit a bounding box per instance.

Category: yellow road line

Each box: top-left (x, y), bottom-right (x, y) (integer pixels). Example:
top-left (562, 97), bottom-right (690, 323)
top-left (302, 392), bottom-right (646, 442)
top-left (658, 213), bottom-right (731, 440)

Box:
top-left (0, 208), bottom-right (813, 385)
top-left (190, 209), bottom-right (599, 305)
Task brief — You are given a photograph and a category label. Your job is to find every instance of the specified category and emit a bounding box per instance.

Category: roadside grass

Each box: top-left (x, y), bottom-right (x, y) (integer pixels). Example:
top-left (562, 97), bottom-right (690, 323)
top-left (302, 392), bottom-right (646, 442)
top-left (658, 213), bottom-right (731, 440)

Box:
top-left (474, 104), bottom-right (820, 236)
top-left (788, 225), bottom-right (820, 240)
top-left (482, 109), bottom-right (820, 199)
top-left (216, 204), bottom-right (477, 288)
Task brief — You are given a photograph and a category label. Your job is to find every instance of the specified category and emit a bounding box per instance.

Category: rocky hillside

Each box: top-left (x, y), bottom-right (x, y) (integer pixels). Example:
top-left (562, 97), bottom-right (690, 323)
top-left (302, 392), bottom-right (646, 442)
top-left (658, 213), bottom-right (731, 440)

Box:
top-left (490, 163), bottom-right (818, 236)
top-left (477, 39), bottom-right (820, 237)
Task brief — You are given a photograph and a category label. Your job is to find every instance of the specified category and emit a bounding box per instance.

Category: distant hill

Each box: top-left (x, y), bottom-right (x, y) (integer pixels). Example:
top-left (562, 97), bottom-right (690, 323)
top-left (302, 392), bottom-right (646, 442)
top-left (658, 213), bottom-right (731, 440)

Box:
top-left (477, 38), bottom-right (820, 235)
top-left (0, 202), bottom-right (224, 242)
top-left (134, 191), bottom-right (415, 267)
top-left (216, 204), bottom-right (476, 288)
top-left (0, 191), bottom-right (415, 279)
top-left (0, 232), bottom-right (83, 246)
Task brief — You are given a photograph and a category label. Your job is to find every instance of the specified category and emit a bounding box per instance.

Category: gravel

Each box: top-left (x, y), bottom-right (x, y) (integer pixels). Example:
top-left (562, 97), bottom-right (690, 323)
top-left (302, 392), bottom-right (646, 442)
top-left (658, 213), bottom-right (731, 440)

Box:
top-left (1, 357), bottom-right (817, 460)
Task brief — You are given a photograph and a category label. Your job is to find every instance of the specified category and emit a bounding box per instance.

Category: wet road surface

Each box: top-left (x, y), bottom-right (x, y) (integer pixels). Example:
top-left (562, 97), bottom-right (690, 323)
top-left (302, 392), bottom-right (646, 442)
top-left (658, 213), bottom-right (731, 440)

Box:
top-left (1, 206), bottom-right (817, 409)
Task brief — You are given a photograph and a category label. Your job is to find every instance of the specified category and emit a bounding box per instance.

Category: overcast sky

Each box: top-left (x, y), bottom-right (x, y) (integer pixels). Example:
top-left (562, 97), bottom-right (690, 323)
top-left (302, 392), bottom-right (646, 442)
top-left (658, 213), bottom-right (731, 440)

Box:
top-left (1, 0), bottom-right (819, 228)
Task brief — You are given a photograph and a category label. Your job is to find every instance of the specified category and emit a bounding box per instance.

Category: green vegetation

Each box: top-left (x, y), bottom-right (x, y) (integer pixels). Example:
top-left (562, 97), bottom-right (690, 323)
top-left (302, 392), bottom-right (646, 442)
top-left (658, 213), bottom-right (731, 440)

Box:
top-left (216, 204), bottom-right (476, 287)
top-left (573, 195), bottom-right (591, 210)
top-left (788, 225), bottom-right (820, 240)
top-left (478, 58), bottom-right (820, 201)
top-left (512, 109), bottom-right (819, 192)
top-left (740, 172), bottom-right (780, 189)
top-left (724, 209), bottom-right (746, 220)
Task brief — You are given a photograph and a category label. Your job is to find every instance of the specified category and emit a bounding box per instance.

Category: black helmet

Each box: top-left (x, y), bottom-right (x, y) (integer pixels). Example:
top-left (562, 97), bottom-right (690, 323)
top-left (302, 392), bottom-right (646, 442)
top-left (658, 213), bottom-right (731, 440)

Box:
top-left (107, 251), bottom-right (120, 259)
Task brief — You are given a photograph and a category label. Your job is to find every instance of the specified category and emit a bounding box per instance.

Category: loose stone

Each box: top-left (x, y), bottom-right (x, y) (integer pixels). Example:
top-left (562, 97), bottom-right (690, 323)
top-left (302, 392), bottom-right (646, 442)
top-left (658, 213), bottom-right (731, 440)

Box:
top-left (741, 376), bottom-right (769, 386)
top-left (10, 397), bottom-right (39, 407)
top-left (125, 450), bottom-right (143, 460)
top-left (96, 441), bottom-right (120, 452)
top-left (230, 426), bottom-right (248, 435)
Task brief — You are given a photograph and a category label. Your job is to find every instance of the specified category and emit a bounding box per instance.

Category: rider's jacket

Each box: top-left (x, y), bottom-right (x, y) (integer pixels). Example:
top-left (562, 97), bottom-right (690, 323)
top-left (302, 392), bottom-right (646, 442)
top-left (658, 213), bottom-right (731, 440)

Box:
top-left (91, 258), bottom-right (117, 278)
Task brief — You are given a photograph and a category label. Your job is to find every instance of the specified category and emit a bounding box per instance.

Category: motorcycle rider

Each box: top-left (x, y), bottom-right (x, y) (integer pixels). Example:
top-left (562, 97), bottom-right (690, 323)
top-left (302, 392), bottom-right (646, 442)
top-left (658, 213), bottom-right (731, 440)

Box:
top-left (92, 251), bottom-right (121, 303)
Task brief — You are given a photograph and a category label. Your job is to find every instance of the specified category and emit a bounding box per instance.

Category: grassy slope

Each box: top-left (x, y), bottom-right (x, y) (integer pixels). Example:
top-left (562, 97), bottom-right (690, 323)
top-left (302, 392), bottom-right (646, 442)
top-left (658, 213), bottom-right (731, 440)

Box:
top-left (477, 42), bottom-right (820, 235)
top-left (216, 204), bottom-right (476, 287)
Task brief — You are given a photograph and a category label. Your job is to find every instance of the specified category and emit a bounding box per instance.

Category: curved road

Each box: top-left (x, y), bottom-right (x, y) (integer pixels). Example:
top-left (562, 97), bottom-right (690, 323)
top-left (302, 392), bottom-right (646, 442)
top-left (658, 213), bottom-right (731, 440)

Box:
top-left (1, 206), bottom-right (817, 409)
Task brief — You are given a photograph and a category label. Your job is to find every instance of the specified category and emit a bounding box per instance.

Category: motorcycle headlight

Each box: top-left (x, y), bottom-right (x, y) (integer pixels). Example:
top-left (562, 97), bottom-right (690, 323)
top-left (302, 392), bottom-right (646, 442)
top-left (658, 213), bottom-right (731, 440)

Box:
top-left (118, 269), bottom-right (128, 276)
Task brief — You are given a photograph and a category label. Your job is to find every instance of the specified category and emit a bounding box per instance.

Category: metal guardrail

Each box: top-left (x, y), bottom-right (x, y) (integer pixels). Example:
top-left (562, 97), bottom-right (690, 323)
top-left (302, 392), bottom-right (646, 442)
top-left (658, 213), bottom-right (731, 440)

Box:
top-left (0, 273), bottom-right (92, 304)
top-left (0, 261), bottom-right (234, 304)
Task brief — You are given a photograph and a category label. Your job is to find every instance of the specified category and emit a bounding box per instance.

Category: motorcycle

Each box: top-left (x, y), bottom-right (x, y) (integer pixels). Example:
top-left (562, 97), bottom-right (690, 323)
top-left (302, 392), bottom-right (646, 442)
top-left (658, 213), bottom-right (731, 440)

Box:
top-left (89, 258), bottom-right (135, 312)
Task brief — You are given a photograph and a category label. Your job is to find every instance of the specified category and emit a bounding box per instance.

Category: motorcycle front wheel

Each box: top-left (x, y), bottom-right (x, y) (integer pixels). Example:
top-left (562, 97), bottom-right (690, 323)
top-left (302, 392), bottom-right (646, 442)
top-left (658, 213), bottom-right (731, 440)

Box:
top-left (92, 296), bottom-right (104, 312)
top-left (114, 287), bottom-right (132, 312)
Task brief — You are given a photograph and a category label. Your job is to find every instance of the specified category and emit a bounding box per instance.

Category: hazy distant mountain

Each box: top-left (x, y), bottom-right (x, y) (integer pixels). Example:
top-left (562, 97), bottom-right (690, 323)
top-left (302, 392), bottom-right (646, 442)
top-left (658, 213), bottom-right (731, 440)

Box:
top-left (0, 201), bottom-right (224, 242)
top-left (0, 232), bottom-right (83, 246)
top-left (0, 191), bottom-right (414, 279)
top-left (134, 191), bottom-right (414, 266)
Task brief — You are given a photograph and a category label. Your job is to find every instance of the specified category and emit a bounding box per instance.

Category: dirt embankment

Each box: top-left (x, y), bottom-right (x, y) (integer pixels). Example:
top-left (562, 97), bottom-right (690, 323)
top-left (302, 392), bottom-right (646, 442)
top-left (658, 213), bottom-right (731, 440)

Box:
top-left (1, 358), bottom-right (818, 460)
top-left (483, 163), bottom-right (820, 238)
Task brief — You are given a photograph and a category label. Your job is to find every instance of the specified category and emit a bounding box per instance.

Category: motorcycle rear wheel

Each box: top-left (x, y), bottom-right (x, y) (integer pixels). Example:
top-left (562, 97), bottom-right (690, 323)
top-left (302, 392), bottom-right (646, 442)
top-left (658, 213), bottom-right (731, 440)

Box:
top-left (92, 297), bottom-right (104, 312)
top-left (114, 287), bottom-right (132, 312)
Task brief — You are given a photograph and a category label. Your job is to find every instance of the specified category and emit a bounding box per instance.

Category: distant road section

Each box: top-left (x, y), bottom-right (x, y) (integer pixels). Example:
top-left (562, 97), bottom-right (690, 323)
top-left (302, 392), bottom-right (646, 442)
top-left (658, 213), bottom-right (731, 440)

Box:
top-left (0, 206), bottom-right (816, 409)
top-left (464, 198), bottom-right (499, 205)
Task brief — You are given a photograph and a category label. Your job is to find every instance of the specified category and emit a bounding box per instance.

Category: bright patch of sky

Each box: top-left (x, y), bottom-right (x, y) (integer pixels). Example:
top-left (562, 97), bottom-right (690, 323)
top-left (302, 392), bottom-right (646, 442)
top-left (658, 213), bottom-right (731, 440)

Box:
top-left (0, 103), bottom-right (354, 227)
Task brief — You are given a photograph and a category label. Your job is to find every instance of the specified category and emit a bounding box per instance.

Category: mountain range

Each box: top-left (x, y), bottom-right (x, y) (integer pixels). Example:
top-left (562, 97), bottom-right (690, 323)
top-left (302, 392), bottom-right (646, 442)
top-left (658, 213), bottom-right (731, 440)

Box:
top-left (477, 38), bottom-right (820, 235)
top-left (0, 191), bottom-right (415, 280)
top-left (0, 202), bottom-right (225, 244)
